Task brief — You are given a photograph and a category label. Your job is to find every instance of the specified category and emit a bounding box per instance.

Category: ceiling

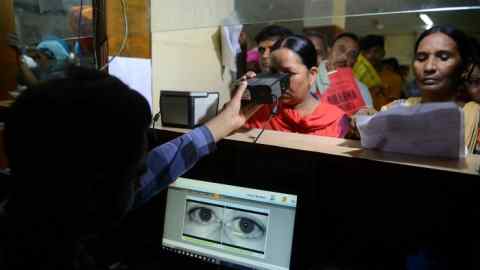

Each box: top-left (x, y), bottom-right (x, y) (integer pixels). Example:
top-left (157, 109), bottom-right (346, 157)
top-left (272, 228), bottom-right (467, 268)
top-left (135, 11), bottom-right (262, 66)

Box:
top-left (345, 9), bottom-right (480, 36)
top-left (344, 0), bottom-right (480, 14)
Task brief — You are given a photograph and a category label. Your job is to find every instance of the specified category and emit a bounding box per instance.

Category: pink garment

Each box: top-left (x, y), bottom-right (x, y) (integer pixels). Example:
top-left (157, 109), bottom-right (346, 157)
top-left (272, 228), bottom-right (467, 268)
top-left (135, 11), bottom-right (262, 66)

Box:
top-left (247, 48), bottom-right (260, 63)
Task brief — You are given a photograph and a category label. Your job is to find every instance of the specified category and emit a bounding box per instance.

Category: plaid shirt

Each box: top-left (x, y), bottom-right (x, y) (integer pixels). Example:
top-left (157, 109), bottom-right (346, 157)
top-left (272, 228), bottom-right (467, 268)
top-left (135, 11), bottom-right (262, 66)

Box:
top-left (134, 126), bottom-right (216, 207)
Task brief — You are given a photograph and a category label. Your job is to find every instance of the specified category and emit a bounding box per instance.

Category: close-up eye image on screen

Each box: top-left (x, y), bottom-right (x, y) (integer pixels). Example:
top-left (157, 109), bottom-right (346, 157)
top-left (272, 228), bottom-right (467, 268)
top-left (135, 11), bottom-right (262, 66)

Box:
top-left (162, 178), bottom-right (296, 270)
top-left (182, 198), bottom-right (269, 255)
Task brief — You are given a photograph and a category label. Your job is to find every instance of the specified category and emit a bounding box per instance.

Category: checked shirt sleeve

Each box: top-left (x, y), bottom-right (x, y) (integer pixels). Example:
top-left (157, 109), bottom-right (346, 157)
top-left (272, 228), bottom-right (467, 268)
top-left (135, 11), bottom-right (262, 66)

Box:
top-left (133, 126), bottom-right (216, 207)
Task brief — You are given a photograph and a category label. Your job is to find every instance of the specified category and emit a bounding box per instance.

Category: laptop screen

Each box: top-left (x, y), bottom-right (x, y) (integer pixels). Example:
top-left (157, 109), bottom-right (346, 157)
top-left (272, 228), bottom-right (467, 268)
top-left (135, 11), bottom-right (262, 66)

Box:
top-left (162, 177), bottom-right (297, 270)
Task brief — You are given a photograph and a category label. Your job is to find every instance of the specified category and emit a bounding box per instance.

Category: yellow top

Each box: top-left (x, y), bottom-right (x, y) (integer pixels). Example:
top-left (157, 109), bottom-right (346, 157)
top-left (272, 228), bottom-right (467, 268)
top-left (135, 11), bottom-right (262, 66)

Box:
top-left (155, 125), bottom-right (480, 176)
top-left (379, 69), bottom-right (403, 101)
top-left (353, 54), bottom-right (382, 88)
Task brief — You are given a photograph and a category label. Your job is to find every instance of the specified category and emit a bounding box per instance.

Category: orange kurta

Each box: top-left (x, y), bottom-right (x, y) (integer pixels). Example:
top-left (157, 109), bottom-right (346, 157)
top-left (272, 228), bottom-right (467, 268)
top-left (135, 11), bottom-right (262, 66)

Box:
top-left (245, 102), bottom-right (349, 138)
top-left (379, 69), bottom-right (403, 101)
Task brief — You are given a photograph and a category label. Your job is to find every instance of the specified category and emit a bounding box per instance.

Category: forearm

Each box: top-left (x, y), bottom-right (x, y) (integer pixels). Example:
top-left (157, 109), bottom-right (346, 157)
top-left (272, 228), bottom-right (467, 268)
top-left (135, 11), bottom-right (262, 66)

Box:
top-left (133, 78), bottom-right (259, 206)
top-left (133, 126), bottom-right (216, 207)
top-left (205, 112), bottom-right (236, 143)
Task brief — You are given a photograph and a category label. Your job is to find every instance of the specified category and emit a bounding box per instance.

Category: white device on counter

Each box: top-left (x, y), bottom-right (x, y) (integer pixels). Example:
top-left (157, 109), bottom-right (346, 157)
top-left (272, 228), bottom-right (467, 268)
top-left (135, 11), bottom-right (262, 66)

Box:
top-left (160, 91), bottom-right (219, 128)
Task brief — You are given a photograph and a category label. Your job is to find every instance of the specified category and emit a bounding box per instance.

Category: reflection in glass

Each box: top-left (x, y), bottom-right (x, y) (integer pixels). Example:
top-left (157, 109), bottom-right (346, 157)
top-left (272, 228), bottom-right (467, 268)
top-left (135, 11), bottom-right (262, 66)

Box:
top-left (12, 0), bottom-right (96, 89)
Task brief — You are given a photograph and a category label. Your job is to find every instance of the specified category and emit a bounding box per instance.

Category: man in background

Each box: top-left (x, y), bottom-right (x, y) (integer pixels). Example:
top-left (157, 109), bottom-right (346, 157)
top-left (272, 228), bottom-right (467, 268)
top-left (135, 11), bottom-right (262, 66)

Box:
top-left (354, 35), bottom-right (389, 109)
top-left (313, 32), bottom-right (374, 112)
top-left (253, 25), bottom-right (293, 72)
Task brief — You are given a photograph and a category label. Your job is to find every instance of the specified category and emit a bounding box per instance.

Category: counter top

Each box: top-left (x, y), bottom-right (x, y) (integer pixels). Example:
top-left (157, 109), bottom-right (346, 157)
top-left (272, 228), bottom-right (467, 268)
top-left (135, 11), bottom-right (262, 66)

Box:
top-left (154, 125), bottom-right (480, 176)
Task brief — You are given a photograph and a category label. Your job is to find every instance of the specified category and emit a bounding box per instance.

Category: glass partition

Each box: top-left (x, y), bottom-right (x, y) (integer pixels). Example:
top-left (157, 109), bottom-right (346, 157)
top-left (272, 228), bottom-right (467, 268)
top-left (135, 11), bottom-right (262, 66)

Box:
top-left (151, 0), bottom-right (480, 147)
top-left (14, 0), bottom-right (94, 47)
top-left (152, 0), bottom-right (480, 32)
top-left (12, 0), bottom-right (96, 90)
top-left (232, 5), bottom-right (480, 79)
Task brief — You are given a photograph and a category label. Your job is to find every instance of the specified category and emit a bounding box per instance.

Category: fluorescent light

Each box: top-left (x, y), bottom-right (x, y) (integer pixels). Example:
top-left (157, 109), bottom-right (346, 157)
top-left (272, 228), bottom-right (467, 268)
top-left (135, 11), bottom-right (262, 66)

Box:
top-left (419, 13), bottom-right (434, 29)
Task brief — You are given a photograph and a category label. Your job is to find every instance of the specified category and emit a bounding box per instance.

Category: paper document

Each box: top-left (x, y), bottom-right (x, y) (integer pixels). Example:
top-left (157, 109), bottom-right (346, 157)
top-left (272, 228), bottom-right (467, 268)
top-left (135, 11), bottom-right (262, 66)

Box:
top-left (357, 101), bottom-right (465, 159)
top-left (108, 57), bottom-right (152, 109)
top-left (321, 68), bottom-right (366, 116)
top-left (221, 25), bottom-right (243, 73)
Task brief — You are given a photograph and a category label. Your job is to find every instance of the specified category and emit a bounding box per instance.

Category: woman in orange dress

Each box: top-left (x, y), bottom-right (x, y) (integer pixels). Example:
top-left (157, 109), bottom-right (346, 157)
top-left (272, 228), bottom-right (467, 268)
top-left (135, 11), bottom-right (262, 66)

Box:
top-left (244, 35), bottom-right (349, 138)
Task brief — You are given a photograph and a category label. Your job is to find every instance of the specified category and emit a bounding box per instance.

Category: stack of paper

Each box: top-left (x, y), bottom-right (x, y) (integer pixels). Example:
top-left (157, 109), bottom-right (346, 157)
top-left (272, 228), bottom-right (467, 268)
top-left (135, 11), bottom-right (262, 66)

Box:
top-left (357, 101), bottom-right (465, 159)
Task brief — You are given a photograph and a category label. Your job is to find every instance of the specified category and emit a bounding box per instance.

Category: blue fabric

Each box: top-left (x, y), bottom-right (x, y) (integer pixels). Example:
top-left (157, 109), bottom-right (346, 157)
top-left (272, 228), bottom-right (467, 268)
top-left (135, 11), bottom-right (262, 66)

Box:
top-left (36, 40), bottom-right (70, 60)
top-left (404, 80), bottom-right (422, 98)
top-left (407, 253), bottom-right (430, 270)
top-left (43, 35), bottom-right (71, 53)
top-left (133, 126), bottom-right (216, 207)
top-left (406, 249), bottom-right (446, 270)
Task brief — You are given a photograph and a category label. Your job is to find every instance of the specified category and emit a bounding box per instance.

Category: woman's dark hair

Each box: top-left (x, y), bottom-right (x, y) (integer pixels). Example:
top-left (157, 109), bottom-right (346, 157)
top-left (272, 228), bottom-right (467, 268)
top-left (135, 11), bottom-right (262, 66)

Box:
top-left (272, 34), bottom-right (318, 69)
top-left (5, 66), bottom-right (152, 233)
top-left (414, 25), bottom-right (472, 72)
top-left (6, 66), bottom-right (152, 177)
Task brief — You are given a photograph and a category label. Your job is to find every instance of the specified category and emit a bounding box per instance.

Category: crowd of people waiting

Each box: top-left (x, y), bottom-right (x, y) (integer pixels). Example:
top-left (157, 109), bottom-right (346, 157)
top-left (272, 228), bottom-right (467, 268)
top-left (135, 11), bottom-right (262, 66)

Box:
top-left (237, 24), bottom-right (480, 154)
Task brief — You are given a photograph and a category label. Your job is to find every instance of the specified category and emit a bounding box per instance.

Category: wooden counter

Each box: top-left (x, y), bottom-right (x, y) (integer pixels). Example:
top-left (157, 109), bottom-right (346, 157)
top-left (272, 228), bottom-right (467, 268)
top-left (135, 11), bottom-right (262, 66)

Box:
top-left (155, 126), bottom-right (480, 176)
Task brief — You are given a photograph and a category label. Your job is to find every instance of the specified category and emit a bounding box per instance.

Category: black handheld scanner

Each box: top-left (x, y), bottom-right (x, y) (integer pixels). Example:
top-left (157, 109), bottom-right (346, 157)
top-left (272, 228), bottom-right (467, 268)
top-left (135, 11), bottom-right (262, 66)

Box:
top-left (241, 73), bottom-right (290, 104)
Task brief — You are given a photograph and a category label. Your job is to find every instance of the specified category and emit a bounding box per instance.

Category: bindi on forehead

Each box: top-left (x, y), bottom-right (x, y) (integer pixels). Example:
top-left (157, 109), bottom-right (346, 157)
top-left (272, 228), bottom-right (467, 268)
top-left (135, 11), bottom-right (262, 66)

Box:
top-left (417, 33), bottom-right (459, 53)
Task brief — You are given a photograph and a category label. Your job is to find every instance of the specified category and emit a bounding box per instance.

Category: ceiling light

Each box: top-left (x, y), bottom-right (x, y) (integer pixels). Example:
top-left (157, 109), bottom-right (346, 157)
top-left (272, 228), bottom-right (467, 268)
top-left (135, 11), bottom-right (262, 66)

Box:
top-left (419, 13), bottom-right (434, 29)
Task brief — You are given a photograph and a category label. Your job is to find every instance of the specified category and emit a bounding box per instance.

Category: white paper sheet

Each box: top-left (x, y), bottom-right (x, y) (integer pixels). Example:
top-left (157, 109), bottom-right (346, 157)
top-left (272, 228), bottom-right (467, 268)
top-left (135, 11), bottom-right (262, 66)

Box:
top-left (108, 57), bottom-right (152, 110)
top-left (221, 24), bottom-right (243, 73)
top-left (357, 101), bottom-right (465, 159)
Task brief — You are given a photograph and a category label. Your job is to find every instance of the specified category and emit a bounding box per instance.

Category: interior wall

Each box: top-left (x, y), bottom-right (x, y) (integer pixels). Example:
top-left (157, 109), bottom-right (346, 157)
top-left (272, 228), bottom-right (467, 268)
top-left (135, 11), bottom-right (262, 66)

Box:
top-left (151, 0), bottom-right (235, 115)
top-left (384, 33), bottom-right (416, 65)
top-left (303, 0), bottom-right (345, 29)
top-left (151, 28), bottom-right (230, 115)
top-left (151, 0), bottom-right (234, 32)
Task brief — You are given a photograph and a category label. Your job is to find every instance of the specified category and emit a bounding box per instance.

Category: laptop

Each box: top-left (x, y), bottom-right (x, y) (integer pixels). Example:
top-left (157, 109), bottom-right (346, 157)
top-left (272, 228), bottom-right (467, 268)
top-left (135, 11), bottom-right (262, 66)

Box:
top-left (161, 177), bottom-right (298, 270)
